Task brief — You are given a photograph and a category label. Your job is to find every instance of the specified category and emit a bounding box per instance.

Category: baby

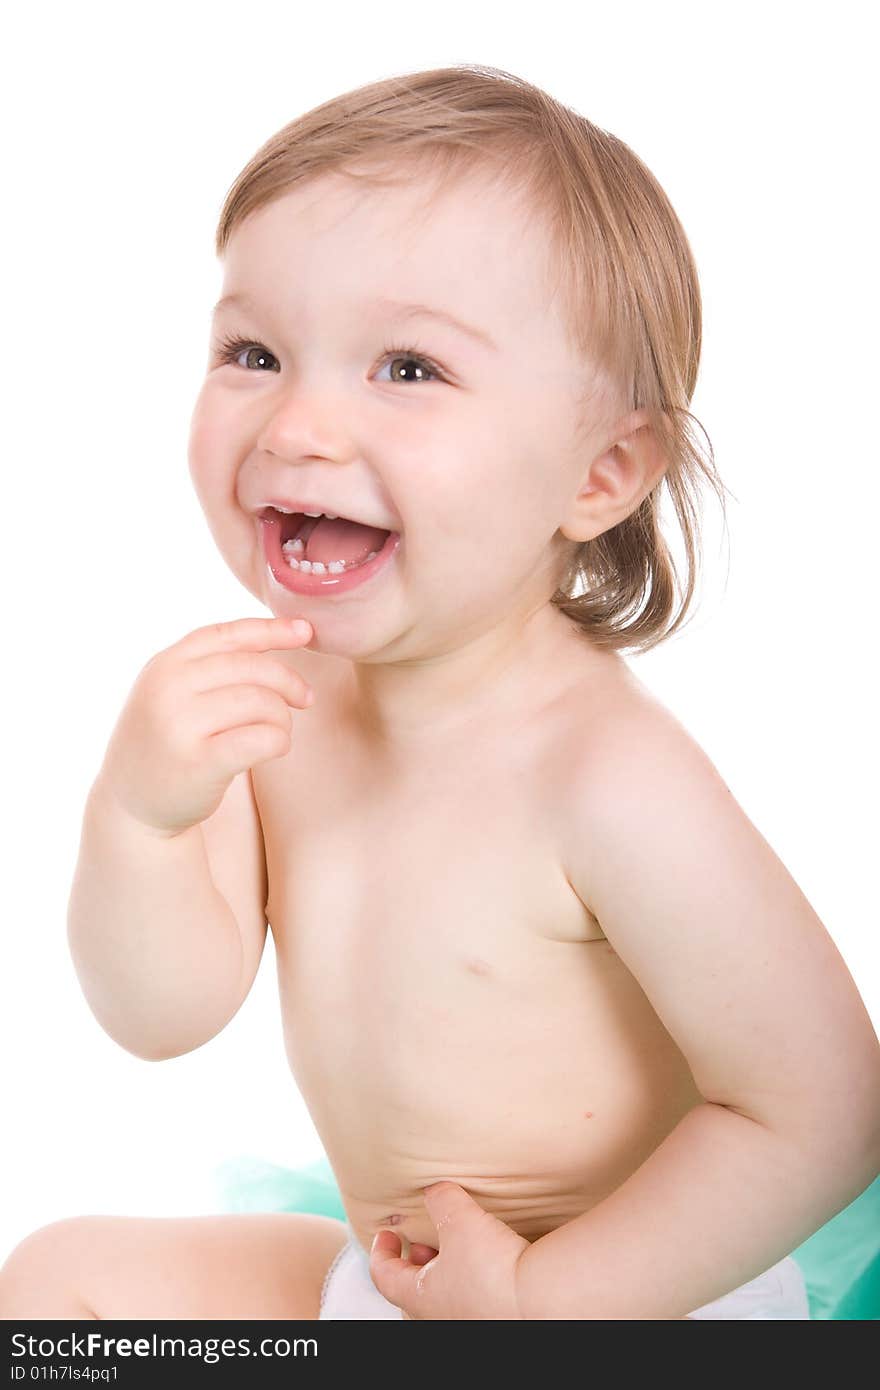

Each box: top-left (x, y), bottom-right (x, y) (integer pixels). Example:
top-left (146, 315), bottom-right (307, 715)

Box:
top-left (3, 65), bottom-right (879, 1322)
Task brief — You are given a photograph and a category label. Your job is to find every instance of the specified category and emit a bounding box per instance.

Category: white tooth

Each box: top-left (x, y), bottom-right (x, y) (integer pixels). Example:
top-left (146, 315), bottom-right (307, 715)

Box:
top-left (366, 551), bottom-right (378, 561)
top-left (325, 512), bottom-right (338, 520)
top-left (328, 560), bottom-right (344, 573)
top-left (281, 537), bottom-right (304, 552)
top-left (272, 505), bottom-right (294, 514)
top-left (303, 510), bottom-right (322, 518)
top-left (299, 560), bottom-right (313, 572)
top-left (311, 561), bottom-right (327, 574)
top-left (286, 556), bottom-right (300, 569)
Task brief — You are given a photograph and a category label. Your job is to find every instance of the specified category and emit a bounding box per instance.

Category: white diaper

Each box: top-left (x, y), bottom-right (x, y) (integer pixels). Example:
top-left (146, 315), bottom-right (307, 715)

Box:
top-left (686, 1255), bottom-right (810, 1319)
top-left (319, 1223), bottom-right (404, 1319)
top-left (318, 1223), bottom-right (810, 1320)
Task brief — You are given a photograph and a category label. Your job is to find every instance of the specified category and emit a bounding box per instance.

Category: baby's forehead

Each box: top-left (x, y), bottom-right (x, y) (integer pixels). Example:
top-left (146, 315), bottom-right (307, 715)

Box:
top-left (231, 171), bottom-right (565, 348)
top-left (248, 166), bottom-right (536, 268)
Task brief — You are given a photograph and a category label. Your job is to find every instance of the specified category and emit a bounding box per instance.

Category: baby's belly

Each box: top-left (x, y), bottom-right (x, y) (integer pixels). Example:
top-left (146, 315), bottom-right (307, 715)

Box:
top-left (274, 929), bottom-right (703, 1257)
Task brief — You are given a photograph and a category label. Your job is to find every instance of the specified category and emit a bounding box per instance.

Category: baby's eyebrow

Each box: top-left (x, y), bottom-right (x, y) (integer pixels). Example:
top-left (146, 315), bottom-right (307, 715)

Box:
top-left (211, 292), bottom-right (498, 354)
top-left (368, 297), bottom-right (498, 353)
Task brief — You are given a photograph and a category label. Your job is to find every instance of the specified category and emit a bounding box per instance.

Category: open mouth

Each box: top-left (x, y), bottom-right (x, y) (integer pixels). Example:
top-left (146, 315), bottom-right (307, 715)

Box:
top-left (259, 507), bottom-right (401, 595)
top-left (262, 508), bottom-right (393, 575)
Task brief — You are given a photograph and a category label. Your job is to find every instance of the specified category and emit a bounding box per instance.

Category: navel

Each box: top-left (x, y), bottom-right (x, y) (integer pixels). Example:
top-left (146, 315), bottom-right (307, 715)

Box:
top-left (464, 955), bottom-right (491, 976)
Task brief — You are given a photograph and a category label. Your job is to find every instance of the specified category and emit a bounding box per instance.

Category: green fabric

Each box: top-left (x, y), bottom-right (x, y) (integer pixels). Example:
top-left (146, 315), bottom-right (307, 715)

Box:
top-left (789, 1172), bottom-right (880, 1319)
top-left (213, 1155), bottom-right (880, 1319)
top-left (212, 1154), bottom-right (347, 1223)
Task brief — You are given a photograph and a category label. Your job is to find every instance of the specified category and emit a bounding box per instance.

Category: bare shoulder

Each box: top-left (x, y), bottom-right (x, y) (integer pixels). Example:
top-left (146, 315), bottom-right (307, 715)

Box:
top-left (555, 656), bottom-right (724, 888)
top-left (556, 657), bottom-right (761, 933)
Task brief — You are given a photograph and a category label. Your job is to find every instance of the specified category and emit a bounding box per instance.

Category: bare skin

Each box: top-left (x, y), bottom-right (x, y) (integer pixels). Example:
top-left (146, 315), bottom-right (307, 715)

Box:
top-left (258, 623), bottom-right (704, 1265)
top-left (0, 1212), bottom-right (349, 1320)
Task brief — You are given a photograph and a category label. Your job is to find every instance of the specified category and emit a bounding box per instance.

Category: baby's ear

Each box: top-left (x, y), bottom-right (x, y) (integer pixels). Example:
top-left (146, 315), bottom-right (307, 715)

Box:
top-left (560, 408), bottom-right (669, 543)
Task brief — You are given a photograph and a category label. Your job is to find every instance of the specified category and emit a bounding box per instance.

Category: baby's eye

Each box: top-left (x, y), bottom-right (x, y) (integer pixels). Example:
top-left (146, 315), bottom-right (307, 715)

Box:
top-left (214, 335), bottom-right (279, 371)
top-left (374, 349), bottom-right (444, 385)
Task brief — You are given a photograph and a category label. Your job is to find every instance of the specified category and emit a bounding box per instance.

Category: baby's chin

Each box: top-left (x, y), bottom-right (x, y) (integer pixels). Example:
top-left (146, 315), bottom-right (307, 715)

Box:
top-left (255, 587), bottom-right (409, 665)
top-left (289, 620), bottom-right (414, 667)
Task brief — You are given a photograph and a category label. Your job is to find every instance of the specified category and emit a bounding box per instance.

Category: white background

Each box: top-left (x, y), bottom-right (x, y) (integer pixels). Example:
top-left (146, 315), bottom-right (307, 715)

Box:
top-left (2, 1), bottom-right (877, 1257)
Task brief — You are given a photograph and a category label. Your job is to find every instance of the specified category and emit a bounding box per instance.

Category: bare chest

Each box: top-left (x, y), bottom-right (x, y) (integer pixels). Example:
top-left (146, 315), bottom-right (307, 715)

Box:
top-left (256, 723), bottom-right (605, 979)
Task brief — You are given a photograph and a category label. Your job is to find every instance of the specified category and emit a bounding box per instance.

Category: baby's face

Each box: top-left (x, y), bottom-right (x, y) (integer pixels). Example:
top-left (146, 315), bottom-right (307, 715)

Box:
top-left (188, 165), bottom-right (604, 661)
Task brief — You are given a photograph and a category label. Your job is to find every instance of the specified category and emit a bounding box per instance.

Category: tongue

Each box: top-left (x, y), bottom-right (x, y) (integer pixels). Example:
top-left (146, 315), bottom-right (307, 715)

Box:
top-left (304, 516), bottom-right (390, 566)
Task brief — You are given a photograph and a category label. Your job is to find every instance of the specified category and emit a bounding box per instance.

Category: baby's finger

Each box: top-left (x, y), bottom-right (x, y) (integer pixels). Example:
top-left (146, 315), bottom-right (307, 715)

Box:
top-left (183, 651), bottom-right (315, 708)
top-left (176, 616), bottom-right (313, 660)
top-left (408, 1244), bottom-right (439, 1266)
top-left (193, 684), bottom-right (299, 742)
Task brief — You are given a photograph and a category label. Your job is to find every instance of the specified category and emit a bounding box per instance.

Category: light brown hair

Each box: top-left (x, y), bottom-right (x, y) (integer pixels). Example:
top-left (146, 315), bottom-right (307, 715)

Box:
top-left (215, 63), bottom-right (731, 654)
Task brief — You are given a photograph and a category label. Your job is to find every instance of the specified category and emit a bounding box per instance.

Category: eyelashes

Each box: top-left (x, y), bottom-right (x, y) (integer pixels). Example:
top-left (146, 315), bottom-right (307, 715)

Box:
top-left (377, 344), bottom-right (446, 384)
top-left (213, 334), bottom-right (276, 371)
top-left (211, 332), bottom-right (446, 384)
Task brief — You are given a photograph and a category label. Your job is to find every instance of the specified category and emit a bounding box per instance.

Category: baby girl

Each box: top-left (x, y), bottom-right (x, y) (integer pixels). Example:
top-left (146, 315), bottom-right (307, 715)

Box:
top-left (2, 64), bottom-right (878, 1320)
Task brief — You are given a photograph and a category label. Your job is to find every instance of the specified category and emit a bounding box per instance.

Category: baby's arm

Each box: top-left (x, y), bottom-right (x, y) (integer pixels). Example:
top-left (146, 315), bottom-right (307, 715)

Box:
top-left (67, 771), bottom-right (262, 1061)
top-left (67, 616), bottom-right (313, 1061)
top-left (517, 709), bottom-right (880, 1320)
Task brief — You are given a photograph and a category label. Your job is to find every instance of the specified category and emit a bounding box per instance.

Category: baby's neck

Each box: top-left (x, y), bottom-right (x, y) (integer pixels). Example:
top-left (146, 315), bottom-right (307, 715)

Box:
top-left (324, 604), bottom-right (605, 754)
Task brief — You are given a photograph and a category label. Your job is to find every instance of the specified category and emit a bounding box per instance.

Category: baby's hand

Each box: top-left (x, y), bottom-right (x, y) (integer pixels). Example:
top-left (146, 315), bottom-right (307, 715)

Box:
top-left (94, 616), bottom-right (314, 837)
top-left (370, 1182), bottom-right (529, 1320)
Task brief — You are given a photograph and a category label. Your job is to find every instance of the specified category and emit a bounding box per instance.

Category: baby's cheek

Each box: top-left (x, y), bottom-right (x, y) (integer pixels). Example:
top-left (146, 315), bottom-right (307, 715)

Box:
top-left (186, 388), bottom-right (212, 460)
top-left (186, 391), bottom-right (234, 490)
